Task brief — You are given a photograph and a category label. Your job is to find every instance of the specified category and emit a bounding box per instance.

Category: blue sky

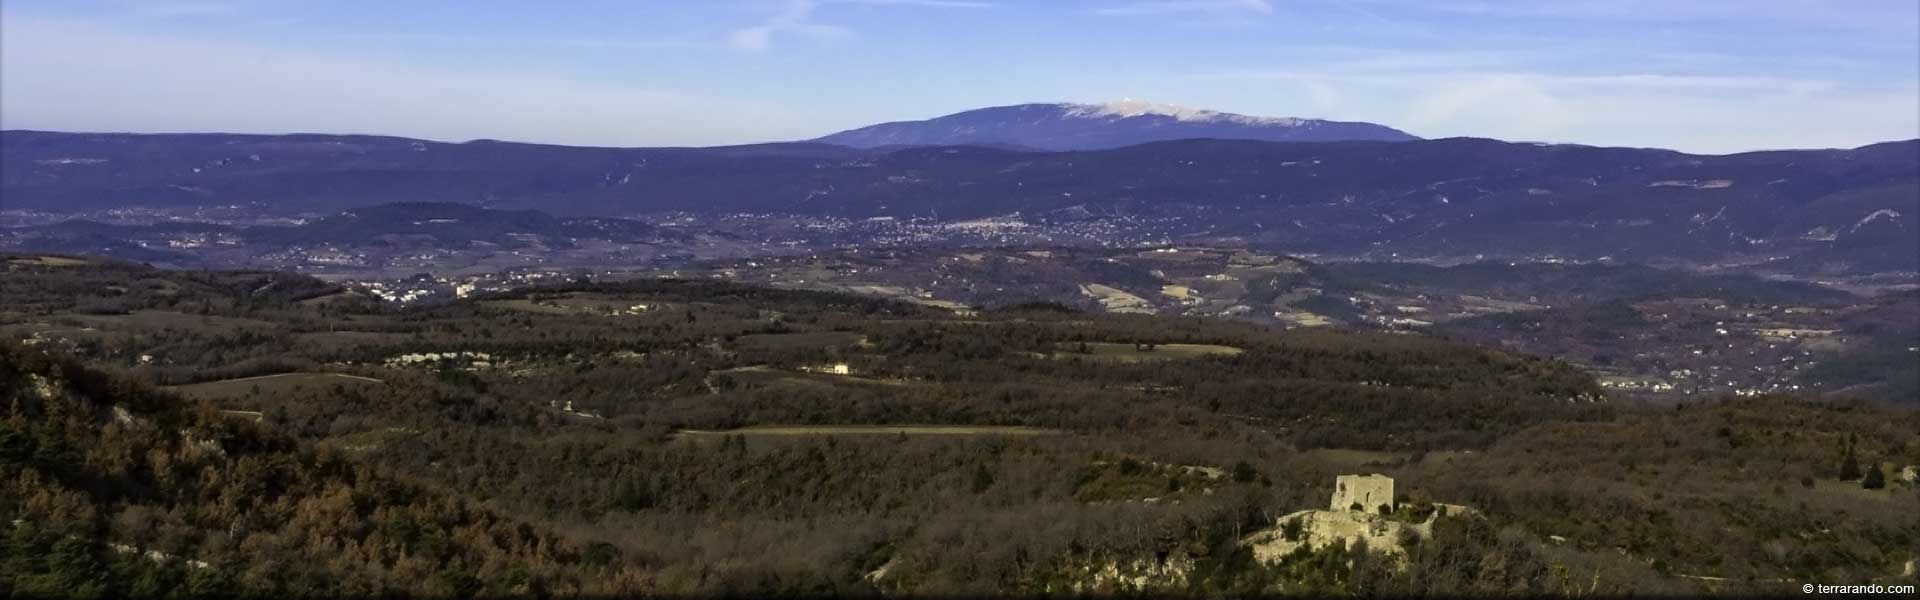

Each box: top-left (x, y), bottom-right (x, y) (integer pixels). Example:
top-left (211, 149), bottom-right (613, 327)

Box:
top-left (2, 0), bottom-right (1915, 153)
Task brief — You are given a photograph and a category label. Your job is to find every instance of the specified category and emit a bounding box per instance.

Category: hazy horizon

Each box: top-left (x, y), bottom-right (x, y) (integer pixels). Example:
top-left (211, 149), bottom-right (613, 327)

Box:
top-left (3, 0), bottom-right (1918, 153)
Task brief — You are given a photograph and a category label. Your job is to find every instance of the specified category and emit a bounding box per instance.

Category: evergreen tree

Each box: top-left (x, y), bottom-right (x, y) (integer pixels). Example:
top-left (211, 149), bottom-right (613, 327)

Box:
top-left (1231, 461), bottom-right (1258, 483)
top-left (1840, 443), bottom-right (1862, 480)
top-left (1862, 463), bottom-right (1885, 490)
top-left (971, 463), bottom-right (995, 494)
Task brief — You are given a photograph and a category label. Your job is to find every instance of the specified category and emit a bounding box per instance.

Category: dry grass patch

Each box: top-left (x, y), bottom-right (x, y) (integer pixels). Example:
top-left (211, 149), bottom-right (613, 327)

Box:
top-left (1302, 448), bottom-right (1408, 469)
top-left (8, 255), bottom-right (91, 267)
top-left (1050, 342), bottom-right (1242, 362)
top-left (675, 425), bottom-right (1060, 438)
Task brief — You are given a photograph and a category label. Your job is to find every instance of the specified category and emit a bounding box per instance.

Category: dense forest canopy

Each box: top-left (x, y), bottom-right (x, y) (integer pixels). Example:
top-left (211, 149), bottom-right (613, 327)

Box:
top-left (3, 255), bottom-right (1916, 596)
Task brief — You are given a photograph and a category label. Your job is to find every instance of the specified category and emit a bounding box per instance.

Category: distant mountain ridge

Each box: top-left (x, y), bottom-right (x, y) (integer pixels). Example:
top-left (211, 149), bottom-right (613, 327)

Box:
top-left (3, 130), bottom-right (1916, 274)
top-left (809, 101), bottom-right (1419, 150)
top-left (9, 202), bottom-right (676, 254)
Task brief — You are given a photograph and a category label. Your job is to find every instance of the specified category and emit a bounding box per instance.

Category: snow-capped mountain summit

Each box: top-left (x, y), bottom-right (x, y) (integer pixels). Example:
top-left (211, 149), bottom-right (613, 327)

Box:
top-left (1060, 99), bottom-right (1303, 126)
top-left (810, 101), bottom-right (1416, 150)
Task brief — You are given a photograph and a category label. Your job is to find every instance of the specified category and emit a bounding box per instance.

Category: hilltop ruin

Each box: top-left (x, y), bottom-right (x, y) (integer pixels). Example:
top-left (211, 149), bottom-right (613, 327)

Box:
top-left (1244, 474), bottom-right (1473, 562)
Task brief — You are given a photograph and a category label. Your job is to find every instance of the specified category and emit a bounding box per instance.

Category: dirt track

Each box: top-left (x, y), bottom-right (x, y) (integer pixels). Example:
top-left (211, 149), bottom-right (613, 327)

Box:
top-left (675, 425), bottom-right (1061, 437)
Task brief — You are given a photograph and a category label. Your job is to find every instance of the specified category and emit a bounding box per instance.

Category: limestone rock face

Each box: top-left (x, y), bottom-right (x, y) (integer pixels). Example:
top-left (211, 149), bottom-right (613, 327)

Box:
top-left (1243, 509), bottom-right (1427, 562)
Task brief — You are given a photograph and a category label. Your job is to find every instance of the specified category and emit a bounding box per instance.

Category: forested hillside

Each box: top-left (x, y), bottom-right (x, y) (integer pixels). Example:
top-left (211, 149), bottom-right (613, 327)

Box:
top-left (3, 256), bottom-right (1916, 596)
top-left (0, 345), bottom-right (649, 597)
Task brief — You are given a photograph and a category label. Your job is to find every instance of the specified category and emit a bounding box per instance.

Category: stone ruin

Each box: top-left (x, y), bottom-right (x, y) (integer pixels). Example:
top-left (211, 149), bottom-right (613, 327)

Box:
top-left (1331, 473), bottom-right (1395, 513)
top-left (1245, 474), bottom-right (1410, 562)
top-left (1242, 474), bottom-right (1482, 564)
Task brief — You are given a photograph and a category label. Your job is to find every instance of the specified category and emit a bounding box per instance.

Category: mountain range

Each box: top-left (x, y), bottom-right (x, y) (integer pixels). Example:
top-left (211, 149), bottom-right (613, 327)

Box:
top-left (2, 202), bottom-right (690, 267)
top-left (2, 102), bottom-right (1916, 275)
top-left (810, 101), bottom-right (1418, 150)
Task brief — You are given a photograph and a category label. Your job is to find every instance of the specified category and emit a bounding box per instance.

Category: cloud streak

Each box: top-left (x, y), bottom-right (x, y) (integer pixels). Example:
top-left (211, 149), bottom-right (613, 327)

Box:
top-left (4, 1), bottom-right (1911, 152)
top-left (1093, 0), bottom-right (1272, 17)
top-left (728, 0), bottom-right (990, 52)
top-left (843, 0), bottom-right (992, 7)
top-left (0, 17), bottom-right (811, 146)
top-left (729, 0), bottom-right (846, 53)
top-left (1190, 57), bottom-right (1914, 152)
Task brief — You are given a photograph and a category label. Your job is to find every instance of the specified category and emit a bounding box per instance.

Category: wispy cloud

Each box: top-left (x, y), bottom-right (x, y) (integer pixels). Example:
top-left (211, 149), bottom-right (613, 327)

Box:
top-left (728, 0), bottom-right (990, 53)
top-left (1205, 67), bottom-right (1838, 95)
top-left (8, 0), bottom-right (1912, 152)
top-left (842, 0), bottom-right (993, 7)
top-left (114, 0), bottom-right (255, 19)
top-left (729, 0), bottom-right (847, 53)
top-left (1189, 51), bottom-right (1912, 152)
top-left (333, 30), bottom-right (706, 52)
top-left (0, 16), bottom-right (812, 146)
top-left (1094, 0), bottom-right (1272, 17)
top-left (1346, 0), bottom-right (1920, 38)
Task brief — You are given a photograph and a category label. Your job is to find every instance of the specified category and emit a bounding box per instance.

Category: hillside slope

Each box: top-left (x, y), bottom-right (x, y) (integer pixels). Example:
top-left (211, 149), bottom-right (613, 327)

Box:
top-left (0, 344), bottom-right (649, 597)
top-left (4, 259), bottom-right (1916, 595)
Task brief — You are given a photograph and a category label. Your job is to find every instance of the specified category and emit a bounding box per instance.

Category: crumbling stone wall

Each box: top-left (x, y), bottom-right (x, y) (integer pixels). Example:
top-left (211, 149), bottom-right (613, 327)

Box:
top-left (1331, 474), bottom-right (1395, 512)
top-left (1243, 509), bottom-right (1430, 562)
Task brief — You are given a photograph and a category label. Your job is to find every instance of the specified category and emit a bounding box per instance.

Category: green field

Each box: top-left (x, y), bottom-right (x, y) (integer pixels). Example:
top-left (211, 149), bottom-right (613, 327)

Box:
top-left (481, 293), bottom-right (659, 316)
top-left (1301, 448), bottom-right (1408, 469)
top-left (297, 290), bottom-right (364, 306)
top-left (732, 331), bottom-right (865, 351)
top-left (6, 255), bottom-right (90, 267)
top-left (675, 425), bottom-right (1061, 437)
top-left (1809, 477), bottom-right (1907, 503)
top-left (69, 310), bottom-right (279, 334)
top-left (1050, 342), bottom-right (1243, 362)
top-left (295, 330), bottom-right (411, 350)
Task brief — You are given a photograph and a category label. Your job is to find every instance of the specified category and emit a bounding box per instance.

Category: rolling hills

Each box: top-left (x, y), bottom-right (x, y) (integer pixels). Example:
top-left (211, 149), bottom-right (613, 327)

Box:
top-left (6, 130), bottom-right (1914, 274)
top-left (4, 257), bottom-right (1915, 595)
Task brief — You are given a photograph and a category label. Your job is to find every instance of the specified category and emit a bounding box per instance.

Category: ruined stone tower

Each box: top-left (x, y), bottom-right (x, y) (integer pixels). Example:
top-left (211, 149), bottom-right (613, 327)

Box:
top-left (1331, 474), bottom-right (1395, 512)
